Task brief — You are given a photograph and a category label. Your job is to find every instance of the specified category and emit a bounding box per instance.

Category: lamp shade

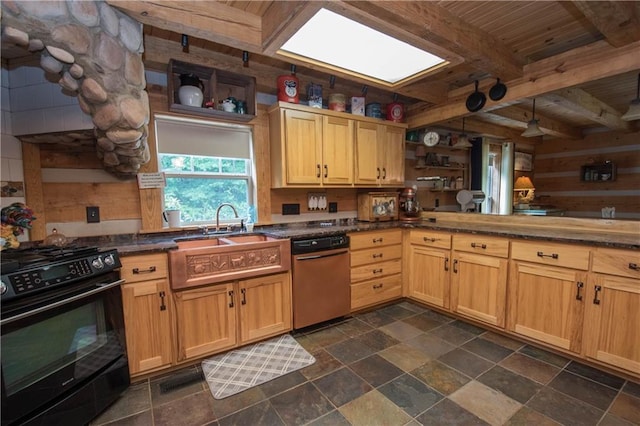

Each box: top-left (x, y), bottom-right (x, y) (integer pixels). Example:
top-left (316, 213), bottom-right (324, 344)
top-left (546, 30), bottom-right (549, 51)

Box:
top-left (521, 119), bottom-right (545, 137)
top-left (514, 176), bottom-right (535, 190)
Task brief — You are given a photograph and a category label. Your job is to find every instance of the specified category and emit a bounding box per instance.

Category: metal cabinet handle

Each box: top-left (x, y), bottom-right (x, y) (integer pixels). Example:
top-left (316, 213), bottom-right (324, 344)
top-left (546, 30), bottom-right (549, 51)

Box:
top-left (228, 290), bottom-right (234, 308)
top-left (629, 263), bottom-right (639, 271)
top-left (372, 268), bottom-right (383, 274)
top-left (241, 288), bottom-right (247, 305)
top-left (575, 282), bottom-right (584, 301)
top-left (316, 164), bottom-right (321, 178)
top-left (373, 238), bottom-right (383, 243)
top-left (372, 253), bottom-right (383, 259)
top-left (159, 291), bottom-right (167, 311)
top-left (372, 283), bottom-right (383, 289)
top-left (453, 259), bottom-right (458, 273)
top-left (471, 242), bottom-right (487, 249)
top-left (444, 257), bottom-right (449, 272)
top-left (593, 285), bottom-right (602, 305)
top-left (423, 237), bottom-right (437, 242)
top-left (133, 266), bottom-right (156, 274)
top-left (324, 164), bottom-right (328, 178)
top-left (537, 251), bottom-right (559, 259)
top-left (382, 168), bottom-right (387, 179)
top-left (377, 167), bottom-right (381, 179)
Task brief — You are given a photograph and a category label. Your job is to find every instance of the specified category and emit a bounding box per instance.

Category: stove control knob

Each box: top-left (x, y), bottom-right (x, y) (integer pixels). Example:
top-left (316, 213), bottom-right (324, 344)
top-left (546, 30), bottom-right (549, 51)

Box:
top-left (0, 281), bottom-right (6, 295)
top-left (92, 257), bottom-right (104, 269)
top-left (103, 254), bottom-right (115, 267)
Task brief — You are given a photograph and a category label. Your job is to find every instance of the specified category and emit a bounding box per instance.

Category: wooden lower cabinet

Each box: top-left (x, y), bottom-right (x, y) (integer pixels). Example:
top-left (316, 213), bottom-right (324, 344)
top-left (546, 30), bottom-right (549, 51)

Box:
top-left (405, 230), bottom-right (452, 309)
top-left (174, 272), bottom-right (292, 363)
top-left (507, 261), bottom-right (587, 353)
top-left (120, 254), bottom-right (174, 376)
top-left (451, 235), bottom-right (509, 327)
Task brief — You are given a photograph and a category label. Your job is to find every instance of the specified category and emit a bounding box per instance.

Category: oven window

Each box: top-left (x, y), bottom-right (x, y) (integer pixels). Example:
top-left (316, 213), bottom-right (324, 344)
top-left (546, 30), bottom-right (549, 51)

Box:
top-left (2, 301), bottom-right (108, 396)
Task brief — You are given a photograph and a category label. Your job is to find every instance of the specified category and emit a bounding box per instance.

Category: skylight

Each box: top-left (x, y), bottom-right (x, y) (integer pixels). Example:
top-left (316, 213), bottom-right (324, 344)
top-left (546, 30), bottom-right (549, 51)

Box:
top-left (279, 8), bottom-right (447, 86)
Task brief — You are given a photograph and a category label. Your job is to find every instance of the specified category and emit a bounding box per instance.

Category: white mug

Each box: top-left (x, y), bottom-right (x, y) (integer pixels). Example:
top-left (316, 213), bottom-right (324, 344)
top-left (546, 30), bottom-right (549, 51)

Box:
top-left (163, 209), bottom-right (181, 228)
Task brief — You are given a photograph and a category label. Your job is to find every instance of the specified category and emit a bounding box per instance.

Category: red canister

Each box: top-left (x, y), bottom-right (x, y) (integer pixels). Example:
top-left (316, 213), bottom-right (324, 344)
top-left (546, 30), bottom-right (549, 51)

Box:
top-left (277, 74), bottom-right (299, 104)
top-left (386, 102), bottom-right (405, 122)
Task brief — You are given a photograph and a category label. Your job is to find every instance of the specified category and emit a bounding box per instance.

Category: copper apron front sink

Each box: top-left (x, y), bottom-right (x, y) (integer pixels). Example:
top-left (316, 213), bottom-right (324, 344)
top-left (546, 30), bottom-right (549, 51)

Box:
top-left (169, 234), bottom-right (291, 290)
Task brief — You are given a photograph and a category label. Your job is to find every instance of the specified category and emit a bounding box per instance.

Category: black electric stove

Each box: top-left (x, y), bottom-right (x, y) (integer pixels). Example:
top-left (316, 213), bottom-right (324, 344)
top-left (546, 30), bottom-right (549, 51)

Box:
top-left (0, 245), bottom-right (121, 302)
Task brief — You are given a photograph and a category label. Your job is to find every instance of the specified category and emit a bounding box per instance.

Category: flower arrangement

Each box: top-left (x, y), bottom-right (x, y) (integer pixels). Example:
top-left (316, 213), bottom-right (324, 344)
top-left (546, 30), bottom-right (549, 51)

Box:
top-left (1, 203), bottom-right (36, 250)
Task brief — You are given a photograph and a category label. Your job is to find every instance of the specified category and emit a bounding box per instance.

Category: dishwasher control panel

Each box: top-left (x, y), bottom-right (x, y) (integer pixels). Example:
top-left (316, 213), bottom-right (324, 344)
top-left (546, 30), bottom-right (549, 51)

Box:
top-left (291, 234), bottom-right (349, 254)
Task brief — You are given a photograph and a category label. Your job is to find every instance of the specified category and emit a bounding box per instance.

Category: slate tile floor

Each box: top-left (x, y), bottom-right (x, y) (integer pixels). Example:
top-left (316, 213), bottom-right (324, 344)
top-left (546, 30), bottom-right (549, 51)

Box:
top-left (92, 301), bottom-right (640, 426)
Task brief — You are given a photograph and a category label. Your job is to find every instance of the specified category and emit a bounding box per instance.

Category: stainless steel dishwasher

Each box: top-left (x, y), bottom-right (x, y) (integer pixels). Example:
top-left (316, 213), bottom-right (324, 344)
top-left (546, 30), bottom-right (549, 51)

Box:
top-left (291, 234), bottom-right (350, 329)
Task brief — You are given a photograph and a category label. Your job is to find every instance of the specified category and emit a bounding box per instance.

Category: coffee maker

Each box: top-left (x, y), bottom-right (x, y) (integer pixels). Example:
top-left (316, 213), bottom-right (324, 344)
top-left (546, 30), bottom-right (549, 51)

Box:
top-left (399, 186), bottom-right (421, 221)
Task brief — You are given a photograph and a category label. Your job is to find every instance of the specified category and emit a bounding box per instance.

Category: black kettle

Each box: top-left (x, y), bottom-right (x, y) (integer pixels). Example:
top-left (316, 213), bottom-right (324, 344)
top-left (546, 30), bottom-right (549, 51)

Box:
top-left (179, 73), bottom-right (204, 90)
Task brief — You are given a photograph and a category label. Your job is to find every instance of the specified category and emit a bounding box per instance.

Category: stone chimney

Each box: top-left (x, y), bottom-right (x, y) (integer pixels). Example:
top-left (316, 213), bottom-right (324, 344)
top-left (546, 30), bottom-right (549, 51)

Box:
top-left (1, 0), bottom-right (150, 178)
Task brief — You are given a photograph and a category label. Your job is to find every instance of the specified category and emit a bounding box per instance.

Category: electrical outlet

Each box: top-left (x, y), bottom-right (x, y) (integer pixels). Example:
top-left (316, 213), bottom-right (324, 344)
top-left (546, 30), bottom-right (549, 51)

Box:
top-left (329, 202), bottom-right (338, 213)
top-left (282, 203), bottom-right (300, 215)
top-left (86, 206), bottom-right (100, 223)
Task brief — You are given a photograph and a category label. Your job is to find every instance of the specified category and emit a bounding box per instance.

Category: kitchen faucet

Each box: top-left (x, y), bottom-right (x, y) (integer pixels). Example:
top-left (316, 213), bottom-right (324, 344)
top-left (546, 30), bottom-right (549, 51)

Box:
top-left (215, 203), bottom-right (239, 232)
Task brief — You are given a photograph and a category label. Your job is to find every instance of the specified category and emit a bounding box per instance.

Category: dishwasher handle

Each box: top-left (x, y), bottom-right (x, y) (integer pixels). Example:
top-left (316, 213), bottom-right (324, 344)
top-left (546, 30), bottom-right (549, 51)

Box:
top-left (295, 250), bottom-right (348, 261)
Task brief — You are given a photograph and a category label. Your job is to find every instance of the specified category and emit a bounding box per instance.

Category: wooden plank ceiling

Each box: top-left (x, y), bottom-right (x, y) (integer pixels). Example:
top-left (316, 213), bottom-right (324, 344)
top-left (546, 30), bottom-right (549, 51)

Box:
top-left (16, 1), bottom-right (640, 142)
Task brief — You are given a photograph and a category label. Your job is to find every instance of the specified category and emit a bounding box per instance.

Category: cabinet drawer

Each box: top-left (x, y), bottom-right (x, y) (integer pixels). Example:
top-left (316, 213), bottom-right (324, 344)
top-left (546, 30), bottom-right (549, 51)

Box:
top-left (351, 258), bottom-right (401, 283)
top-left (120, 253), bottom-right (168, 283)
top-left (350, 244), bottom-right (401, 267)
top-left (351, 275), bottom-right (402, 310)
top-left (453, 234), bottom-right (510, 258)
top-left (511, 241), bottom-right (589, 270)
top-left (409, 230), bottom-right (452, 250)
top-left (592, 247), bottom-right (640, 279)
top-left (349, 230), bottom-right (402, 251)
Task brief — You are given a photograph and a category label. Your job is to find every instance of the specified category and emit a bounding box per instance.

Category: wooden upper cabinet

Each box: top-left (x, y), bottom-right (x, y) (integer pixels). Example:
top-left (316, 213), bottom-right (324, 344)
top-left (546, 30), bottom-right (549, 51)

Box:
top-left (354, 121), bottom-right (380, 185)
top-left (283, 109), bottom-right (323, 185)
top-left (354, 122), bottom-right (405, 186)
top-left (379, 125), bottom-right (405, 186)
top-left (322, 115), bottom-right (354, 185)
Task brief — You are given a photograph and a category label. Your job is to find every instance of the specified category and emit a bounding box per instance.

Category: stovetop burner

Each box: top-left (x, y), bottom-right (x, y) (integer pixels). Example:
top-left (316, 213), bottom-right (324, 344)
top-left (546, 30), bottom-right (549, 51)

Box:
top-left (1, 245), bottom-right (99, 273)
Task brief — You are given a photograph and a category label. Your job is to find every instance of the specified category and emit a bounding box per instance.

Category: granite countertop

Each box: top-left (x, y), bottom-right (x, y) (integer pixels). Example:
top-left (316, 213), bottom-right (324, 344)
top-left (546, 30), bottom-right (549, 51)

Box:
top-left (77, 217), bottom-right (639, 256)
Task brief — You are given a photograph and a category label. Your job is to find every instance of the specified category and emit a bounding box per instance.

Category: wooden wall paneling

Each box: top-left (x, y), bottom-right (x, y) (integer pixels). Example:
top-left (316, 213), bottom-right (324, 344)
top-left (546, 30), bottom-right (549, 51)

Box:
top-left (22, 142), bottom-right (46, 241)
top-left (39, 146), bottom-right (103, 169)
top-left (251, 104), bottom-right (272, 224)
top-left (43, 182), bottom-right (141, 223)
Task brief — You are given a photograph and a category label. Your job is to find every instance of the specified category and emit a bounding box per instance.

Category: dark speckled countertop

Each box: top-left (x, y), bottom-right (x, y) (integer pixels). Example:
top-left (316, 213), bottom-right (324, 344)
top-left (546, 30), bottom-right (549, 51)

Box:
top-left (62, 218), bottom-right (639, 255)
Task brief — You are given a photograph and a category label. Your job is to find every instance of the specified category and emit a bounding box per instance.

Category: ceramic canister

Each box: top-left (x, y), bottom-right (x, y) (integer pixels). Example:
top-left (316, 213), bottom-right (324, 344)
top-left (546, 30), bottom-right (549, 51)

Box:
top-left (329, 93), bottom-right (346, 112)
top-left (277, 74), bottom-right (299, 103)
top-left (386, 101), bottom-right (405, 122)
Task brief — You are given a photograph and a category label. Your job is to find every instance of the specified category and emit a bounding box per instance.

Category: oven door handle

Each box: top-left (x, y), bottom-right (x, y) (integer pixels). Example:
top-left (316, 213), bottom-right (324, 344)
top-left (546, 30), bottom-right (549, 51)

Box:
top-left (295, 250), bottom-right (348, 261)
top-left (1, 279), bottom-right (125, 326)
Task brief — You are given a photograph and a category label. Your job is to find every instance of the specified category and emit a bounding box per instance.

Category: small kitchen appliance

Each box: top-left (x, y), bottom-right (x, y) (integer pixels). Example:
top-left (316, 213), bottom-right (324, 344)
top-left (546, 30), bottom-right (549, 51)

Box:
top-left (399, 187), bottom-right (421, 221)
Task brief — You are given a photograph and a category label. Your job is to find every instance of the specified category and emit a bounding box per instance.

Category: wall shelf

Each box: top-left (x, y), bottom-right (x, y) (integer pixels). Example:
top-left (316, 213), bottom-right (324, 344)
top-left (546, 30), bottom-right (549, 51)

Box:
top-left (580, 162), bottom-right (616, 182)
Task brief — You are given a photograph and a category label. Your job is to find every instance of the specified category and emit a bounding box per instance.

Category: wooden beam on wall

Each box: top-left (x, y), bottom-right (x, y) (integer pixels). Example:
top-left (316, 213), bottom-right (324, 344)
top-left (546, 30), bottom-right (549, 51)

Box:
top-left (22, 143), bottom-right (46, 241)
top-left (482, 105), bottom-right (584, 139)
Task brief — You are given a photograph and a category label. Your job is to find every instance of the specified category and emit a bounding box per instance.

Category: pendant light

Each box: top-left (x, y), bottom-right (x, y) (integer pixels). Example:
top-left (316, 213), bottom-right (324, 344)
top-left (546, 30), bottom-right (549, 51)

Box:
top-left (621, 73), bottom-right (640, 121)
top-left (521, 98), bottom-right (545, 137)
top-left (454, 117), bottom-right (473, 148)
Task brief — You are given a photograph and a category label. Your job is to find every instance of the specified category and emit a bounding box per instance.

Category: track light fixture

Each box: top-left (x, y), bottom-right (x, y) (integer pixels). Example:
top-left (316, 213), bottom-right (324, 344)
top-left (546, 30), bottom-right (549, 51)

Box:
top-left (521, 98), bottom-right (545, 137)
top-left (242, 51), bottom-right (249, 68)
top-left (181, 34), bottom-right (189, 53)
top-left (329, 75), bottom-right (336, 89)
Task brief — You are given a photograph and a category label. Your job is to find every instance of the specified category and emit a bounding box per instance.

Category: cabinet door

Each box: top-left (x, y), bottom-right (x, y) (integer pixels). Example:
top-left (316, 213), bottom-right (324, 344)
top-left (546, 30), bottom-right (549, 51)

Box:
top-left (451, 252), bottom-right (508, 327)
top-left (122, 279), bottom-right (173, 376)
top-left (584, 274), bottom-right (640, 374)
top-left (322, 116), bottom-right (353, 185)
top-left (173, 283), bottom-right (236, 362)
top-left (284, 109), bottom-right (323, 185)
top-left (379, 125), bottom-right (405, 186)
top-left (407, 245), bottom-right (450, 309)
top-left (507, 262), bottom-right (586, 353)
top-left (354, 121), bottom-right (380, 185)
top-left (239, 273), bottom-right (292, 344)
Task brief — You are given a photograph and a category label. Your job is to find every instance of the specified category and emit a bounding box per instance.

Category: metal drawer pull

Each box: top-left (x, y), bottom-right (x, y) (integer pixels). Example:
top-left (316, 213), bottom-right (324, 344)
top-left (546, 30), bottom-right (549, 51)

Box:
top-left (159, 291), bottom-right (167, 311)
top-left (372, 253), bottom-right (383, 259)
top-left (629, 263), bottom-right (639, 271)
top-left (593, 285), bottom-right (602, 305)
top-left (444, 257), bottom-right (449, 271)
top-left (324, 164), bottom-right (328, 178)
top-left (377, 168), bottom-right (381, 179)
top-left (575, 282), bottom-right (584, 301)
top-left (471, 243), bottom-right (487, 249)
top-left (133, 266), bottom-right (156, 274)
top-left (536, 251), bottom-right (559, 259)
top-left (372, 283), bottom-right (383, 289)
top-left (228, 290), bottom-right (234, 308)
top-left (241, 288), bottom-right (247, 305)
top-left (453, 259), bottom-right (458, 273)
top-left (372, 268), bottom-right (383, 274)
top-left (423, 237), bottom-right (437, 242)
top-left (316, 164), bottom-right (321, 178)
top-left (372, 238), bottom-right (383, 243)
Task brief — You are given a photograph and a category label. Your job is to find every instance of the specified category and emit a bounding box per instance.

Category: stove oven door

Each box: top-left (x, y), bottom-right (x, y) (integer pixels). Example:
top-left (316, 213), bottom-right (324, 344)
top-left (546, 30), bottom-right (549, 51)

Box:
top-left (1, 272), bottom-right (129, 426)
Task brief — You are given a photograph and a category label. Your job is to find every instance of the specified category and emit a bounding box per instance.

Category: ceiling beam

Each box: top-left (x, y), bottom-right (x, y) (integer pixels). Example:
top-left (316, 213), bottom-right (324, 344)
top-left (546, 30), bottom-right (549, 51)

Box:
top-left (261, 1), bottom-right (321, 55)
top-left (106, 1), bottom-right (263, 52)
top-left (572, 1), bottom-right (640, 48)
top-left (407, 40), bottom-right (640, 129)
top-left (480, 105), bottom-right (584, 139)
top-left (342, 1), bottom-right (524, 80)
top-left (440, 117), bottom-right (534, 145)
top-left (543, 87), bottom-right (633, 132)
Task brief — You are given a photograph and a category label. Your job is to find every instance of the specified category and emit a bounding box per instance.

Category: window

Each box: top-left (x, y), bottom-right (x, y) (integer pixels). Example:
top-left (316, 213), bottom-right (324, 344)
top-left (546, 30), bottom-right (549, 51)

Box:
top-left (155, 115), bottom-right (255, 226)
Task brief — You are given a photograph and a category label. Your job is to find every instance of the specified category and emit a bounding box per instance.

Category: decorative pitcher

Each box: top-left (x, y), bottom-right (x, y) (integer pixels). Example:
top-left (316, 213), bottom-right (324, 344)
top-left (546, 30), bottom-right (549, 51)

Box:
top-left (178, 73), bottom-right (204, 107)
